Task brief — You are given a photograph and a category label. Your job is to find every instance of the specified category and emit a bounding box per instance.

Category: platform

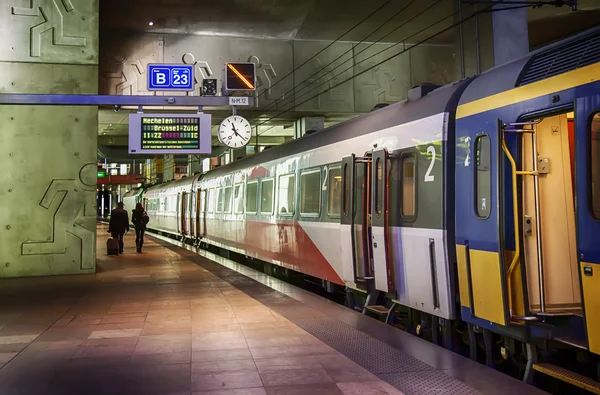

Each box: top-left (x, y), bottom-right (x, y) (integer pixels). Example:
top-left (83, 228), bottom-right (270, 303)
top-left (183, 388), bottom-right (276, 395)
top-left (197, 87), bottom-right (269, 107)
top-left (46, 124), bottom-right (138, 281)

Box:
top-left (0, 225), bottom-right (548, 395)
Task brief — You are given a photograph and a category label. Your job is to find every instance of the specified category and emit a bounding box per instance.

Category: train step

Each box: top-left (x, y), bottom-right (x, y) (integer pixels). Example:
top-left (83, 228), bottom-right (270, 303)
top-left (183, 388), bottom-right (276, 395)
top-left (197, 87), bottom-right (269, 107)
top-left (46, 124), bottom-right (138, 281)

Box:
top-left (533, 363), bottom-right (600, 394)
top-left (364, 305), bottom-right (390, 315)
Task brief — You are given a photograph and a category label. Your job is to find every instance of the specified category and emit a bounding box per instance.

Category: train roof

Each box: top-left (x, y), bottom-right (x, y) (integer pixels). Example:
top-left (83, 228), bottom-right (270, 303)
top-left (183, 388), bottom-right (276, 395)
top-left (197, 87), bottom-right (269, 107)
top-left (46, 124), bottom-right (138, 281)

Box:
top-left (202, 79), bottom-right (469, 179)
top-left (144, 175), bottom-right (198, 193)
top-left (458, 26), bottom-right (600, 107)
top-left (123, 187), bottom-right (144, 197)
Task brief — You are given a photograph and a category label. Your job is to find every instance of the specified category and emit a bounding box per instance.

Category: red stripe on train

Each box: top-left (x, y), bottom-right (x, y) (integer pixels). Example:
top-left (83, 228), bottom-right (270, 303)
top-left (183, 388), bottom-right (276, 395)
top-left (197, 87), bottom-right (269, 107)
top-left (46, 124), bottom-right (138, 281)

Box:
top-left (202, 218), bottom-right (344, 285)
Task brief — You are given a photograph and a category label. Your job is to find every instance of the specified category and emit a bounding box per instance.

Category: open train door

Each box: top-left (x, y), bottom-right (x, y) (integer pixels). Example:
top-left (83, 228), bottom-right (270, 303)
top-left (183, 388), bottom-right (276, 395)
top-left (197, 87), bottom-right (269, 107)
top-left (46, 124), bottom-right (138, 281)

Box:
top-left (370, 149), bottom-right (393, 293)
top-left (340, 154), bottom-right (374, 291)
top-left (456, 123), bottom-right (509, 326)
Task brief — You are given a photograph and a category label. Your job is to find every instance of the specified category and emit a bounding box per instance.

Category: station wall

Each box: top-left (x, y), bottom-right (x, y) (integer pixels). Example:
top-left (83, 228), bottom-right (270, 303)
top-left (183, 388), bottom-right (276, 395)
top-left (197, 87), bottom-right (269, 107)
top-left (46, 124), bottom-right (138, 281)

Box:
top-left (99, 32), bottom-right (457, 113)
top-left (0, 0), bottom-right (99, 278)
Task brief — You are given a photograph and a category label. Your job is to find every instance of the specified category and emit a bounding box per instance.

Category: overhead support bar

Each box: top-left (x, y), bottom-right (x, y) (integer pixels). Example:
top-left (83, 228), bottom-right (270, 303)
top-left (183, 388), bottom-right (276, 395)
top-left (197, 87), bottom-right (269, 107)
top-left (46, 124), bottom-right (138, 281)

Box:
top-left (0, 94), bottom-right (254, 107)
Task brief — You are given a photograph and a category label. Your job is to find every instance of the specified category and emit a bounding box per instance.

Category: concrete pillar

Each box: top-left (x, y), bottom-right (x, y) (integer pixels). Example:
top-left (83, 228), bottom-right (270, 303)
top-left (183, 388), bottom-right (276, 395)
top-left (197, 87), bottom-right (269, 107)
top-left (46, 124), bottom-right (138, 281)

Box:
top-left (492, 4), bottom-right (529, 66)
top-left (163, 154), bottom-right (174, 181)
top-left (0, 1), bottom-right (99, 277)
top-left (294, 117), bottom-right (324, 139)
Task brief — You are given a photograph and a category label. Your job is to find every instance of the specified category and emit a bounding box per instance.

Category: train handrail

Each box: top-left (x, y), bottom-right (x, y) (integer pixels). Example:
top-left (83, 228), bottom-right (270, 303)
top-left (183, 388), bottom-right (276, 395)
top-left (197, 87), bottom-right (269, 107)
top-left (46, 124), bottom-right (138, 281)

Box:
top-left (501, 137), bottom-right (521, 317)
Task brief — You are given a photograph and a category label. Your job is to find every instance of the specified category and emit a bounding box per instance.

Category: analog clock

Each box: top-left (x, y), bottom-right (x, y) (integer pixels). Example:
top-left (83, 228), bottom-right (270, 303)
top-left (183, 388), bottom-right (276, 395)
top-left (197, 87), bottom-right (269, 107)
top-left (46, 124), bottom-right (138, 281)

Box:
top-left (218, 115), bottom-right (252, 149)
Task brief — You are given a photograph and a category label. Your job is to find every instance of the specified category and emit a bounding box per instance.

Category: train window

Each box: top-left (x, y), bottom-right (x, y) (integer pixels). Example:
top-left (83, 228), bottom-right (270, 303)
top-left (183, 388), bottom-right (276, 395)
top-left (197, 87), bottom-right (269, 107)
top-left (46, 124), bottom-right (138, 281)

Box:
top-left (207, 188), bottom-right (215, 213)
top-left (277, 174), bottom-right (296, 216)
top-left (375, 158), bottom-right (383, 217)
top-left (401, 155), bottom-right (416, 217)
top-left (216, 188), bottom-right (224, 213)
top-left (246, 181), bottom-right (258, 214)
top-left (301, 169), bottom-right (321, 216)
top-left (260, 179), bottom-right (274, 214)
top-left (234, 184), bottom-right (244, 214)
top-left (475, 134), bottom-right (492, 219)
top-left (223, 186), bottom-right (233, 213)
top-left (328, 166), bottom-right (342, 217)
top-left (591, 113), bottom-right (600, 219)
top-left (343, 163), bottom-right (350, 216)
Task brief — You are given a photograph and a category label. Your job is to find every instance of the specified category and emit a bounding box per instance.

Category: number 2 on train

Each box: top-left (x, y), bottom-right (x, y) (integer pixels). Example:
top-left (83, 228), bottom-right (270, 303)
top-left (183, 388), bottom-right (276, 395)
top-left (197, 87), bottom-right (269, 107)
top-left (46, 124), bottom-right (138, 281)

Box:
top-left (424, 145), bottom-right (436, 183)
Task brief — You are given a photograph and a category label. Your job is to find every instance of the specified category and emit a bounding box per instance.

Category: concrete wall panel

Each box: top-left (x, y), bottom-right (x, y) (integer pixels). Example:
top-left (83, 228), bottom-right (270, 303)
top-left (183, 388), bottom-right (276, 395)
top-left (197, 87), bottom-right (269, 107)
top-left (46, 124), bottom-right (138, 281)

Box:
top-left (98, 31), bottom-right (456, 114)
top-left (408, 44), bottom-right (456, 87)
top-left (353, 43), bottom-right (410, 112)
top-left (100, 34), bottom-right (163, 96)
top-left (293, 40), bottom-right (354, 113)
top-left (0, 0), bottom-right (98, 64)
top-left (0, 1), bottom-right (98, 278)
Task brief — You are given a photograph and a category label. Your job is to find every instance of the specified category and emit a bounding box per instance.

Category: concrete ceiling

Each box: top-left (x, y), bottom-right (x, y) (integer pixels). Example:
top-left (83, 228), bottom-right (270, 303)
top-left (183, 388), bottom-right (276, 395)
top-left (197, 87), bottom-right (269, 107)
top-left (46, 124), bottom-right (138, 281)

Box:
top-left (100, 0), bottom-right (456, 44)
top-left (100, 0), bottom-right (600, 46)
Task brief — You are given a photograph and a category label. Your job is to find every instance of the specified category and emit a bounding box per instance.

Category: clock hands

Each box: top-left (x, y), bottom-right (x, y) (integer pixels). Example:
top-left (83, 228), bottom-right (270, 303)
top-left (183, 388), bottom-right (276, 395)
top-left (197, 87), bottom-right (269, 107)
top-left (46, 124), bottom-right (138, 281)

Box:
top-left (231, 124), bottom-right (248, 142)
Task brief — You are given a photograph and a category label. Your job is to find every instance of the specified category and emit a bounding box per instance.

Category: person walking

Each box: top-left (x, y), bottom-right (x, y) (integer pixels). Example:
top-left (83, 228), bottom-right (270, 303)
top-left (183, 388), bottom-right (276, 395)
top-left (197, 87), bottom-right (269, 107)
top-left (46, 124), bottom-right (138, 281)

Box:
top-left (132, 202), bottom-right (149, 253)
top-left (108, 202), bottom-right (129, 254)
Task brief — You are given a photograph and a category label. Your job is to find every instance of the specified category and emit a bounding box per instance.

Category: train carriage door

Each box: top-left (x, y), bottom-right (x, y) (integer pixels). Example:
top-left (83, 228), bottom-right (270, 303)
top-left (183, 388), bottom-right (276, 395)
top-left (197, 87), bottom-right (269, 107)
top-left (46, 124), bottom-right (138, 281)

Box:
top-left (176, 193), bottom-right (181, 234)
top-left (189, 190), bottom-right (195, 238)
top-left (576, 95), bottom-right (600, 354)
top-left (199, 189), bottom-right (208, 237)
top-left (196, 189), bottom-right (202, 238)
top-left (371, 149), bottom-right (393, 293)
top-left (457, 124), bottom-right (509, 326)
top-left (340, 154), bottom-right (374, 291)
top-left (181, 192), bottom-right (188, 235)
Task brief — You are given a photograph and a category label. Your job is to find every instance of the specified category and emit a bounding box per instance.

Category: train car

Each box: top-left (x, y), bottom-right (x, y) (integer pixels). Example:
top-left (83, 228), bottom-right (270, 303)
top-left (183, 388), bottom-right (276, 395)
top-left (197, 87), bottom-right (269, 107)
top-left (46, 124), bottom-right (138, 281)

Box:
top-left (455, 27), bottom-right (600, 380)
top-left (141, 27), bottom-right (600, 389)
top-left (195, 79), bottom-right (470, 329)
top-left (143, 176), bottom-right (201, 238)
top-left (122, 187), bottom-right (144, 213)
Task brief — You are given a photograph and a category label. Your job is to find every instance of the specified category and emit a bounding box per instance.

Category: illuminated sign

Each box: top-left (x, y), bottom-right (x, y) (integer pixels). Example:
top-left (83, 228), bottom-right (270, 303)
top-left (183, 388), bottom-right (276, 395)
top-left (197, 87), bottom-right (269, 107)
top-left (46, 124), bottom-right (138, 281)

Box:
top-left (224, 62), bottom-right (256, 91)
top-left (128, 113), bottom-right (212, 155)
top-left (97, 171), bottom-right (106, 178)
top-left (147, 64), bottom-right (194, 91)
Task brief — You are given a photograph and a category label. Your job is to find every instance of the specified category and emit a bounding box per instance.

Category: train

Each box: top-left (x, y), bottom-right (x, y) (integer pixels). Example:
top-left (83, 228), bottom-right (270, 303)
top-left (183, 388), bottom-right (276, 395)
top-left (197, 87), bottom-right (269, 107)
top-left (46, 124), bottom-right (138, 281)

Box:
top-left (124, 27), bottom-right (600, 390)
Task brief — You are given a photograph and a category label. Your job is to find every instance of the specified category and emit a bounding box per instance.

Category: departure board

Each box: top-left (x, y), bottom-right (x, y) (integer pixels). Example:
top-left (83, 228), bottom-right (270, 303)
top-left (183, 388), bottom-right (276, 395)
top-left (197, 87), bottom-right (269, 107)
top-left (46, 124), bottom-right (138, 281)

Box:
top-left (141, 117), bottom-right (200, 150)
top-left (128, 113), bottom-right (212, 155)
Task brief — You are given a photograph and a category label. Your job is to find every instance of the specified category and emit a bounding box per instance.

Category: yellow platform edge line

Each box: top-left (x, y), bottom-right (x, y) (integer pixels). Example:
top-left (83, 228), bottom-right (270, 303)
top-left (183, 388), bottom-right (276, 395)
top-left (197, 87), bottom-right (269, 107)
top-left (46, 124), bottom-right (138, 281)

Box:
top-left (533, 363), bottom-right (600, 394)
top-left (457, 62), bottom-right (600, 119)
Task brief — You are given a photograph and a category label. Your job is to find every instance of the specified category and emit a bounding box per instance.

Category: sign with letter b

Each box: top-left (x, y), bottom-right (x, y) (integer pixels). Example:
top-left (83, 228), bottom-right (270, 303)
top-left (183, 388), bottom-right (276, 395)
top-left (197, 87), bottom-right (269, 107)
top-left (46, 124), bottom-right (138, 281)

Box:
top-left (148, 64), bottom-right (194, 92)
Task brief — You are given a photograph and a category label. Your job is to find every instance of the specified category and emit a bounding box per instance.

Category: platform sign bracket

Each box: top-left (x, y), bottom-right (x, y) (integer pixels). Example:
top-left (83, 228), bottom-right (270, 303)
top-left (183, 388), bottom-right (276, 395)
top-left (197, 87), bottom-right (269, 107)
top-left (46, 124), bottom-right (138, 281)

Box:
top-left (0, 94), bottom-right (253, 107)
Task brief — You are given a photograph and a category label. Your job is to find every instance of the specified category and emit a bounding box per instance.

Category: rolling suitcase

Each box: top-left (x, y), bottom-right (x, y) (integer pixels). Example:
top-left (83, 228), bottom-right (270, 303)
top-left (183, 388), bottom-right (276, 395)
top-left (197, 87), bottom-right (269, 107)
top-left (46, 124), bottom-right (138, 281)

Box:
top-left (107, 237), bottom-right (119, 255)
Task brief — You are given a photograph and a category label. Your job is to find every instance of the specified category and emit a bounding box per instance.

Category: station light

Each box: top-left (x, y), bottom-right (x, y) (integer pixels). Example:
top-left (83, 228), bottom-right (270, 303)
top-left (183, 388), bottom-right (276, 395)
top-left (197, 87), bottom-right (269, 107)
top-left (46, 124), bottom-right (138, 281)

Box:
top-left (224, 62), bottom-right (256, 91)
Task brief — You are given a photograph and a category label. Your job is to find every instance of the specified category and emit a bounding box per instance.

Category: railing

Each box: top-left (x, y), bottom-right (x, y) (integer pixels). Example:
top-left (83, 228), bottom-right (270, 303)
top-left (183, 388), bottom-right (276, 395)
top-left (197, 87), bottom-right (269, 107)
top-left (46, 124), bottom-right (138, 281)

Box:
top-left (501, 120), bottom-right (543, 320)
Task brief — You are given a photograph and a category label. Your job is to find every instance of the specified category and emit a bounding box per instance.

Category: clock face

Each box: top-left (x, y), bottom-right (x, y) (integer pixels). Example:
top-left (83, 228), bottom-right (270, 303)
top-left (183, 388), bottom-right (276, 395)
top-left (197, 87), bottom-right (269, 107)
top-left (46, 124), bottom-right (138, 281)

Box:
top-left (218, 115), bottom-right (252, 149)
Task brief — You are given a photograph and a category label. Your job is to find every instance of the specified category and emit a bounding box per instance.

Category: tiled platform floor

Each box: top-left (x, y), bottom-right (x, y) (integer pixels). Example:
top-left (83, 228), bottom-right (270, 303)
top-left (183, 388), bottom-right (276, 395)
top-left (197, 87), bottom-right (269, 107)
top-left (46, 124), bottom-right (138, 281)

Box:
top-left (0, 225), bottom-right (548, 395)
top-left (0, 226), bottom-right (404, 395)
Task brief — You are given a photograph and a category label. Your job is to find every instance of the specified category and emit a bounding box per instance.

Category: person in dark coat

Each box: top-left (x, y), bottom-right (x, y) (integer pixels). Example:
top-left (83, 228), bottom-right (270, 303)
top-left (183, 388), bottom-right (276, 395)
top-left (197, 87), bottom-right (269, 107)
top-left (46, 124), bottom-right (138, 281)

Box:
top-left (131, 202), bottom-right (149, 253)
top-left (108, 202), bottom-right (129, 254)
